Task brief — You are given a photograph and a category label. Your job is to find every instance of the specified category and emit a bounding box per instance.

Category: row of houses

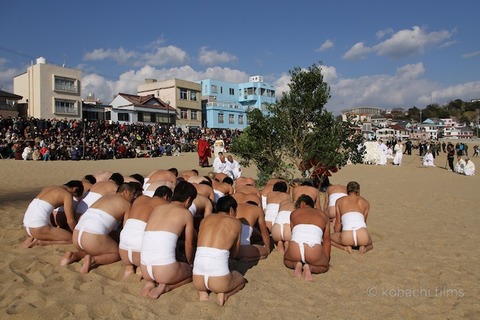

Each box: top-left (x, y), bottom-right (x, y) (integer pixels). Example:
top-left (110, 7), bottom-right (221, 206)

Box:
top-left (344, 107), bottom-right (477, 141)
top-left (3, 57), bottom-right (276, 131)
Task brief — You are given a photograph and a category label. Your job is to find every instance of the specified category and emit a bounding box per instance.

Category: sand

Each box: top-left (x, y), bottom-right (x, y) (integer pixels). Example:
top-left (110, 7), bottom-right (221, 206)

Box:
top-left (0, 146), bottom-right (478, 319)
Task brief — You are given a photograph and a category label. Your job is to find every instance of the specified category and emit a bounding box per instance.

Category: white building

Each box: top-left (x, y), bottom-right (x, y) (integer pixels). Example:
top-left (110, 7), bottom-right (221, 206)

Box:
top-left (13, 57), bottom-right (82, 119)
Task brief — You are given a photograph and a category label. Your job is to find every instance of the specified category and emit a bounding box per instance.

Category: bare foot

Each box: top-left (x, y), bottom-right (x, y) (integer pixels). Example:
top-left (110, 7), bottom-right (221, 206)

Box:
top-left (141, 281), bottom-right (156, 297)
top-left (359, 245), bottom-right (366, 255)
top-left (346, 246), bottom-right (353, 254)
top-left (276, 241), bottom-right (285, 254)
top-left (303, 264), bottom-right (314, 282)
top-left (80, 255), bottom-right (95, 274)
top-left (198, 291), bottom-right (209, 302)
top-left (146, 283), bottom-right (166, 299)
top-left (293, 262), bottom-right (303, 278)
top-left (60, 251), bottom-right (77, 266)
top-left (217, 292), bottom-right (226, 306)
top-left (122, 266), bottom-right (135, 280)
top-left (18, 237), bottom-right (38, 248)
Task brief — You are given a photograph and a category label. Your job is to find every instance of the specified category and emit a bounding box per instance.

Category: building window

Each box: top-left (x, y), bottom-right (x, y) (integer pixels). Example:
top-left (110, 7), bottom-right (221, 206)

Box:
top-left (118, 112), bottom-right (129, 121)
top-left (138, 112), bottom-right (144, 122)
top-left (106, 111), bottom-right (111, 121)
top-left (211, 85), bottom-right (218, 93)
top-left (229, 114), bottom-right (234, 124)
top-left (180, 109), bottom-right (188, 119)
top-left (220, 87), bottom-right (223, 94)
top-left (180, 88), bottom-right (188, 100)
top-left (191, 110), bottom-right (198, 120)
top-left (54, 77), bottom-right (78, 94)
top-left (229, 88), bottom-right (235, 95)
top-left (190, 91), bottom-right (197, 101)
top-left (218, 113), bottom-right (224, 123)
top-left (54, 99), bottom-right (77, 115)
top-left (238, 115), bottom-right (244, 124)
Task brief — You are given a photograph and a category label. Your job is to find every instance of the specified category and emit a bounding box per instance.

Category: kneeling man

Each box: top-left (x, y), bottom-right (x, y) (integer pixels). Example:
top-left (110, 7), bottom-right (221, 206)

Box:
top-left (139, 181), bottom-right (197, 299)
top-left (284, 194), bottom-right (330, 281)
top-left (60, 183), bottom-right (135, 273)
top-left (330, 181), bottom-right (373, 255)
top-left (192, 195), bottom-right (246, 306)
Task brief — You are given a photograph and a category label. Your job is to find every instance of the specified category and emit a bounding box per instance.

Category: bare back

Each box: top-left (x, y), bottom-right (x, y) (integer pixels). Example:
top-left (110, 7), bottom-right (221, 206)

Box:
top-left (292, 185), bottom-right (321, 208)
top-left (36, 186), bottom-right (74, 209)
top-left (267, 191), bottom-right (292, 205)
top-left (197, 214), bottom-right (241, 252)
top-left (90, 180), bottom-right (119, 196)
top-left (126, 195), bottom-right (169, 222)
top-left (90, 193), bottom-right (132, 221)
top-left (336, 194), bottom-right (369, 221)
top-left (146, 203), bottom-right (193, 235)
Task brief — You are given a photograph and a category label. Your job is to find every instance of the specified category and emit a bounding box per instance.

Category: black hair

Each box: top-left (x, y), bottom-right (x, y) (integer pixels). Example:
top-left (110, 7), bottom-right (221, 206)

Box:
top-left (154, 185), bottom-right (173, 200)
top-left (294, 194), bottom-right (315, 208)
top-left (301, 180), bottom-right (314, 187)
top-left (222, 176), bottom-right (234, 186)
top-left (246, 200), bottom-right (259, 206)
top-left (128, 181), bottom-right (143, 197)
top-left (109, 172), bottom-right (124, 186)
top-left (130, 173), bottom-right (144, 186)
top-left (83, 174), bottom-right (96, 184)
top-left (192, 169), bottom-right (199, 175)
top-left (117, 182), bottom-right (135, 194)
top-left (171, 181), bottom-right (197, 202)
top-left (168, 167), bottom-right (178, 177)
top-left (216, 195), bottom-right (237, 213)
top-left (273, 181), bottom-right (288, 192)
top-left (64, 180), bottom-right (84, 198)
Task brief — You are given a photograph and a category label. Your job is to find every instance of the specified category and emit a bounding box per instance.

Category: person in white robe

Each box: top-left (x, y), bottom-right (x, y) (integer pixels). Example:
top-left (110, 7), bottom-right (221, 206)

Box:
top-left (377, 140), bottom-right (388, 166)
top-left (393, 142), bottom-right (403, 166)
top-left (423, 150), bottom-right (435, 167)
top-left (454, 156), bottom-right (466, 174)
top-left (463, 158), bottom-right (475, 176)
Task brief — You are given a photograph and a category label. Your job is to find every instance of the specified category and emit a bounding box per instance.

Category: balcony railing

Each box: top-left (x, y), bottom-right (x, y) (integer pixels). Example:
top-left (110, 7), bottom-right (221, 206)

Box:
top-left (55, 84), bottom-right (78, 94)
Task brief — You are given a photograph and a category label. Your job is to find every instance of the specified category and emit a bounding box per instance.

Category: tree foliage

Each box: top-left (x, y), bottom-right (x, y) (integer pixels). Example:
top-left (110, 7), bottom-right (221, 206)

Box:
top-left (230, 63), bottom-right (364, 186)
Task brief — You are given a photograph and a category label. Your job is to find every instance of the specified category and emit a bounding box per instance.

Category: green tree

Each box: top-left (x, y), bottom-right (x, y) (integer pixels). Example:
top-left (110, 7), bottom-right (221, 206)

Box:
top-left (230, 63), bottom-right (364, 186)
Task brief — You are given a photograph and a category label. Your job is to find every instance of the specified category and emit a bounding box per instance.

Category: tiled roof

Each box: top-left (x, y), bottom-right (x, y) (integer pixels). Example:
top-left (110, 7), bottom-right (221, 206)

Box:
top-left (0, 89), bottom-right (23, 100)
top-left (117, 93), bottom-right (174, 111)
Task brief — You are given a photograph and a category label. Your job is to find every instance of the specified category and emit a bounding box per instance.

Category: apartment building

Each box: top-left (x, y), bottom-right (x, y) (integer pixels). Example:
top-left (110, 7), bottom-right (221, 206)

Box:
top-left (137, 78), bottom-right (202, 129)
top-left (199, 76), bottom-right (276, 129)
top-left (13, 57), bottom-right (82, 120)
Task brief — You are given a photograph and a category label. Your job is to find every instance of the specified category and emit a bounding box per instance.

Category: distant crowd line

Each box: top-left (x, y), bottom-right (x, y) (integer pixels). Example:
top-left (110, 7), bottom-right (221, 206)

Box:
top-left (0, 116), bottom-right (240, 160)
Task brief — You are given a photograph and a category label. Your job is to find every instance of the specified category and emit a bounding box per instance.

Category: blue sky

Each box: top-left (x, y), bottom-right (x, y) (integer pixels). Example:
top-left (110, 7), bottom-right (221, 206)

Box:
top-left (1, 0), bottom-right (479, 115)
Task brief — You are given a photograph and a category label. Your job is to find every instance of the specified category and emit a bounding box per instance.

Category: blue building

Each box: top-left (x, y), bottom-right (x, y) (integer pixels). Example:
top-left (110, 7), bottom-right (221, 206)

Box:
top-left (198, 76), bottom-right (276, 130)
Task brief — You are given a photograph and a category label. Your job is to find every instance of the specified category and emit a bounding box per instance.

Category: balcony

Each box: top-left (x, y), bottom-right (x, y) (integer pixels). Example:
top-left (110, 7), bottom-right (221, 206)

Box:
top-left (55, 84), bottom-right (78, 94)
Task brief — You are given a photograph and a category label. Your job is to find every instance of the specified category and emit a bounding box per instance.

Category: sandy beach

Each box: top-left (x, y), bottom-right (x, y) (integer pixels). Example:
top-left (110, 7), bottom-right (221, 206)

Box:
top-left (0, 146), bottom-right (478, 319)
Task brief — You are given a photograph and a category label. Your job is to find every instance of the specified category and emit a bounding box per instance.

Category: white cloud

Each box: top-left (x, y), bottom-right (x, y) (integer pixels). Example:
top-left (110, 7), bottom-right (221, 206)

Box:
top-left (343, 42), bottom-right (372, 60)
top-left (343, 26), bottom-right (454, 61)
top-left (462, 51), bottom-right (480, 58)
top-left (316, 40), bottom-right (334, 52)
top-left (83, 48), bottom-right (137, 64)
top-left (327, 63), bottom-right (438, 113)
top-left (141, 46), bottom-right (189, 66)
top-left (373, 26), bottom-right (453, 59)
top-left (395, 63), bottom-right (425, 79)
top-left (83, 45), bottom-right (188, 67)
top-left (0, 58), bottom-right (21, 92)
top-left (420, 81), bottom-right (480, 105)
top-left (198, 47), bottom-right (238, 66)
top-left (376, 28), bottom-right (393, 40)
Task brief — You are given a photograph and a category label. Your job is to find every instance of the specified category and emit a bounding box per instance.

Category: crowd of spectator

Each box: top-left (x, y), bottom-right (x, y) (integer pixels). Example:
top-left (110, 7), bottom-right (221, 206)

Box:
top-left (0, 116), bottom-right (240, 161)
